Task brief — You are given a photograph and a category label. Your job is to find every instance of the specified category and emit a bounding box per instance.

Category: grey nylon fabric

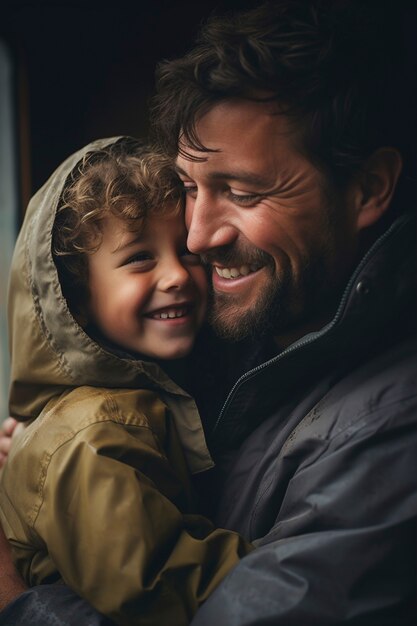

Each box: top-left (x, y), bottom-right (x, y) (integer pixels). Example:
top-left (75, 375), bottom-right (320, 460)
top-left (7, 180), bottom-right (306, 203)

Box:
top-left (0, 586), bottom-right (114, 626)
top-left (190, 214), bottom-right (417, 624)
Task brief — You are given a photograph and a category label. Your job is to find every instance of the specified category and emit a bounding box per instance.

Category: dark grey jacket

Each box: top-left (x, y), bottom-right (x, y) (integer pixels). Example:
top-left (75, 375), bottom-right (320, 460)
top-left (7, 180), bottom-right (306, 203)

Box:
top-left (192, 213), bottom-right (417, 625)
top-left (1, 215), bottom-right (416, 625)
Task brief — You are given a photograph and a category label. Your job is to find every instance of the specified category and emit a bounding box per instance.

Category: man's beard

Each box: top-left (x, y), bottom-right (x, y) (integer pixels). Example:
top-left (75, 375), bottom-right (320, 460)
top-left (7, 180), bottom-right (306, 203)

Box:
top-left (202, 245), bottom-right (286, 342)
top-left (204, 244), bottom-right (337, 343)
top-left (208, 267), bottom-right (288, 341)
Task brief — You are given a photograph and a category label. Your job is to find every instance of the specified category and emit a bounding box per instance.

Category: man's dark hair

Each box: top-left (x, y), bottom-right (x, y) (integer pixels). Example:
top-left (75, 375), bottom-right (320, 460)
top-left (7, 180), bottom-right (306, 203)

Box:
top-left (152, 0), bottom-right (416, 205)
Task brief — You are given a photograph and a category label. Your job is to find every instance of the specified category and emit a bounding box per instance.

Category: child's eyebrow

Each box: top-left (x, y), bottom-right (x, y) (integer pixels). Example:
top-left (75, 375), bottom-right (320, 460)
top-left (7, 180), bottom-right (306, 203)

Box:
top-left (112, 234), bottom-right (144, 254)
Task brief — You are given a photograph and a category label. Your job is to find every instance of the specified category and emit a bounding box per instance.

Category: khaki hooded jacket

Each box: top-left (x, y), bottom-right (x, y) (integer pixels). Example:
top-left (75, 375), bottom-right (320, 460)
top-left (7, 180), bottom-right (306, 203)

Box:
top-left (0, 138), bottom-right (250, 625)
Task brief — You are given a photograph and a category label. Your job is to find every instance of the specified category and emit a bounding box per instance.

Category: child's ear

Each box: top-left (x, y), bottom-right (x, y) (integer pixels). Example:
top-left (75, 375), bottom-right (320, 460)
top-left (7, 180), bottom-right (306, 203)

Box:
top-left (354, 147), bottom-right (403, 231)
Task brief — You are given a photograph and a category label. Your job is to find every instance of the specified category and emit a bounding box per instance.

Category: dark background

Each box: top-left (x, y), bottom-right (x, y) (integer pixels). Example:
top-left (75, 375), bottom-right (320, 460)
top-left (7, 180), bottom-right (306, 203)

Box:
top-left (1, 1), bottom-right (416, 211)
top-left (0, 1), bottom-right (258, 205)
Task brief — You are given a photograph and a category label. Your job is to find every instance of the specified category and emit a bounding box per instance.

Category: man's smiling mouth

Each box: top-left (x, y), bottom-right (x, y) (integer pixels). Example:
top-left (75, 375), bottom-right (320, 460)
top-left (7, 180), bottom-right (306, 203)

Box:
top-left (214, 264), bottom-right (263, 279)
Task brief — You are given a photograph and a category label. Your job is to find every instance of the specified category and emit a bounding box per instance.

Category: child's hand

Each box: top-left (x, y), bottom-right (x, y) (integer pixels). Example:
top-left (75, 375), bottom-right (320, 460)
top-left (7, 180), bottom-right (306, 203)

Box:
top-left (0, 519), bottom-right (27, 609)
top-left (0, 418), bottom-right (21, 469)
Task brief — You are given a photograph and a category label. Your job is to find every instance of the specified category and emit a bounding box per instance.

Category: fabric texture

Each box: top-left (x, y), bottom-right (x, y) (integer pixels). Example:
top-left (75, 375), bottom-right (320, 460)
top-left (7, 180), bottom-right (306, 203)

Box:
top-left (0, 137), bottom-right (251, 626)
top-left (191, 213), bottom-right (417, 625)
top-left (0, 586), bottom-right (114, 626)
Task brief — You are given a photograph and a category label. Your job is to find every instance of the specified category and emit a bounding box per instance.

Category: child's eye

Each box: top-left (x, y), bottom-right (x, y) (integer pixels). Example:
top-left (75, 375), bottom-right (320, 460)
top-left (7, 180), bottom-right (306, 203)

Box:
top-left (124, 252), bottom-right (153, 266)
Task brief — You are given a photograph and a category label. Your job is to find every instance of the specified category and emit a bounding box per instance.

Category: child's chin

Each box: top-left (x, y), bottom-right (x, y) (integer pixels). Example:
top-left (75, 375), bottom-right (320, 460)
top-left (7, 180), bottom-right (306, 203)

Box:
top-left (157, 341), bottom-right (194, 361)
top-left (160, 348), bottom-right (191, 361)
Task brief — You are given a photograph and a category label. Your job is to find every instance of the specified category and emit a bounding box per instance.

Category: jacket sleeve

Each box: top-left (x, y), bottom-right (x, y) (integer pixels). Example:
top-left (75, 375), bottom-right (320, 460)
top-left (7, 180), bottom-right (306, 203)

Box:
top-left (30, 418), bottom-right (251, 626)
top-left (0, 586), bottom-right (115, 626)
top-left (191, 397), bottom-right (417, 626)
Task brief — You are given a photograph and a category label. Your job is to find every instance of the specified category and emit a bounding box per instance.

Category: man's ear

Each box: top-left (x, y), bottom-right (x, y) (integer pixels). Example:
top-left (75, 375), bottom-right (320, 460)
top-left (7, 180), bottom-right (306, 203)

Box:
top-left (355, 147), bottom-right (403, 231)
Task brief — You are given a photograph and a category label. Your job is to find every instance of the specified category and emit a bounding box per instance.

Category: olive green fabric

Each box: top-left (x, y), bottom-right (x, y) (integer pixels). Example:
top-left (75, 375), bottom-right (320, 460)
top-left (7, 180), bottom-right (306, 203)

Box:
top-left (0, 138), bottom-right (251, 625)
top-left (6, 136), bottom-right (212, 474)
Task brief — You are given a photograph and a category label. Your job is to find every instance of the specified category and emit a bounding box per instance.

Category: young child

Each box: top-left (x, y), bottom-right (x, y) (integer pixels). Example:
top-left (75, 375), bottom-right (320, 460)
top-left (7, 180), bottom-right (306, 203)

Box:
top-left (0, 137), bottom-right (251, 625)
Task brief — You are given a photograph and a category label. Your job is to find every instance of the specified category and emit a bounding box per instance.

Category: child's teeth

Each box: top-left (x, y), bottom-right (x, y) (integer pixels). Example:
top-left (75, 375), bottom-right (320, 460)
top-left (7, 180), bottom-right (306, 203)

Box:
top-left (155, 308), bottom-right (186, 319)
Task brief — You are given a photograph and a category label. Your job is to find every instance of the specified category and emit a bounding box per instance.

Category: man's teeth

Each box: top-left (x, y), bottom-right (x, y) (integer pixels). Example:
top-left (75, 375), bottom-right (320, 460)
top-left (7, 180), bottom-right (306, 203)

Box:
top-left (215, 264), bottom-right (260, 279)
top-left (153, 308), bottom-right (187, 320)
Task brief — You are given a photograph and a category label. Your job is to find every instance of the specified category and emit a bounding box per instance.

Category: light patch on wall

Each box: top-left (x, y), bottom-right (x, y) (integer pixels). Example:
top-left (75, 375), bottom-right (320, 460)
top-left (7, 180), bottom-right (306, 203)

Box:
top-left (0, 40), bottom-right (18, 422)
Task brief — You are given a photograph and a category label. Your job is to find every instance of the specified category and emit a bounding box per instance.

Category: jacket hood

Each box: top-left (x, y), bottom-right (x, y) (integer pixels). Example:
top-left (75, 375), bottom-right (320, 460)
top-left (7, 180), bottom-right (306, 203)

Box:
top-left (8, 137), bottom-right (189, 421)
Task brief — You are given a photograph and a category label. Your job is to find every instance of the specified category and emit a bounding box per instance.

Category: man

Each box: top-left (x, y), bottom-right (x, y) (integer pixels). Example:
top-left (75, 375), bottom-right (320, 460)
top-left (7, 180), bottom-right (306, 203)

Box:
top-left (0, 1), bottom-right (416, 624)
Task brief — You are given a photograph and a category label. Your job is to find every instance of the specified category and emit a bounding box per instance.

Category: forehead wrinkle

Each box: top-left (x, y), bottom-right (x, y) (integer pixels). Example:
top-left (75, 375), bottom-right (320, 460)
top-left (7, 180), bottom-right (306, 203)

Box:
top-left (271, 165), bottom-right (318, 195)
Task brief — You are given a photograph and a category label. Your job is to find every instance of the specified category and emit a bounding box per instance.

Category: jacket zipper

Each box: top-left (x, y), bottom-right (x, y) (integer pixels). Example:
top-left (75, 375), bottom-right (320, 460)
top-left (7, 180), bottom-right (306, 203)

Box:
top-left (211, 216), bottom-right (408, 436)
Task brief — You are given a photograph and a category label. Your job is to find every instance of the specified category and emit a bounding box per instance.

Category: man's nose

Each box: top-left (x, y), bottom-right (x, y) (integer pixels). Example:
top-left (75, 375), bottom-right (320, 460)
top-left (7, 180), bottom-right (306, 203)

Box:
top-left (185, 192), bottom-right (237, 254)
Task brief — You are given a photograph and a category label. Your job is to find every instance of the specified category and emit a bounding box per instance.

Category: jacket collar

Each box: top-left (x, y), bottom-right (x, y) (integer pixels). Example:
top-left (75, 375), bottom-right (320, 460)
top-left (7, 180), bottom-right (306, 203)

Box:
top-left (210, 213), bottom-right (416, 449)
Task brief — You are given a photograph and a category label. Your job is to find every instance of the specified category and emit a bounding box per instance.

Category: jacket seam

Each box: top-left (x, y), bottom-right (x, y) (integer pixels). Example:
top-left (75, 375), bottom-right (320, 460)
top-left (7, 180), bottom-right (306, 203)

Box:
top-left (30, 417), bottom-right (166, 530)
top-left (24, 229), bottom-right (77, 383)
top-left (250, 391), bottom-right (417, 537)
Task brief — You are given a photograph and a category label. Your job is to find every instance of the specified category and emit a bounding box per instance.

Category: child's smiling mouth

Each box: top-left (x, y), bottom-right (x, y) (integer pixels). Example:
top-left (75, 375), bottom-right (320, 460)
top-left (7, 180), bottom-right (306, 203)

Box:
top-left (145, 303), bottom-right (194, 321)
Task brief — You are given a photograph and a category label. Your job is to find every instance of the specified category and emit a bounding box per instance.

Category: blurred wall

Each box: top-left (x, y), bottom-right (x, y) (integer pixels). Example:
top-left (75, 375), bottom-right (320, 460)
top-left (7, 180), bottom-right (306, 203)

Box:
top-left (1, 1), bottom-right (258, 199)
top-left (0, 0), bottom-right (258, 421)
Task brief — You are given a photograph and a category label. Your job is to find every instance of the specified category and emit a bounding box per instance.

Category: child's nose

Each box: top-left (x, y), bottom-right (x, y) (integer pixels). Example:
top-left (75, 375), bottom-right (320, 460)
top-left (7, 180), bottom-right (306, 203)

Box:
top-left (158, 259), bottom-right (191, 292)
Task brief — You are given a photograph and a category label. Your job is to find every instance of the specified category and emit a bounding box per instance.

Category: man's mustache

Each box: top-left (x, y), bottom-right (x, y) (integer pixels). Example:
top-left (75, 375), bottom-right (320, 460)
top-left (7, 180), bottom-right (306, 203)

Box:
top-left (200, 245), bottom-right (273, 268)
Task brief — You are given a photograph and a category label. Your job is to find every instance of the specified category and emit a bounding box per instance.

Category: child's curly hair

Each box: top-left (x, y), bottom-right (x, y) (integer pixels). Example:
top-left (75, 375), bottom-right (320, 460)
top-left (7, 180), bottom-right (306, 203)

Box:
top-left (53, 137), bottom-right (182, 315)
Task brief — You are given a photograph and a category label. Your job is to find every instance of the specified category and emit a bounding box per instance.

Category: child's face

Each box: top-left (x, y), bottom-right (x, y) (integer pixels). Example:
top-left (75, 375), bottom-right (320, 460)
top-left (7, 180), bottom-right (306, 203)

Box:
top-left (85, 210), bottom-right (207, 360)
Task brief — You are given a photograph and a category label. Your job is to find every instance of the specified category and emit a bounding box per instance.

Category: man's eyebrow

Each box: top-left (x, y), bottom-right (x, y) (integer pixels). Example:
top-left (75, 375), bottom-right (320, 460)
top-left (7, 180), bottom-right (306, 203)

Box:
top-left (209, 170), bottom-right (272, 187)
top-left (174, 164), bottom-right (271, 188)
